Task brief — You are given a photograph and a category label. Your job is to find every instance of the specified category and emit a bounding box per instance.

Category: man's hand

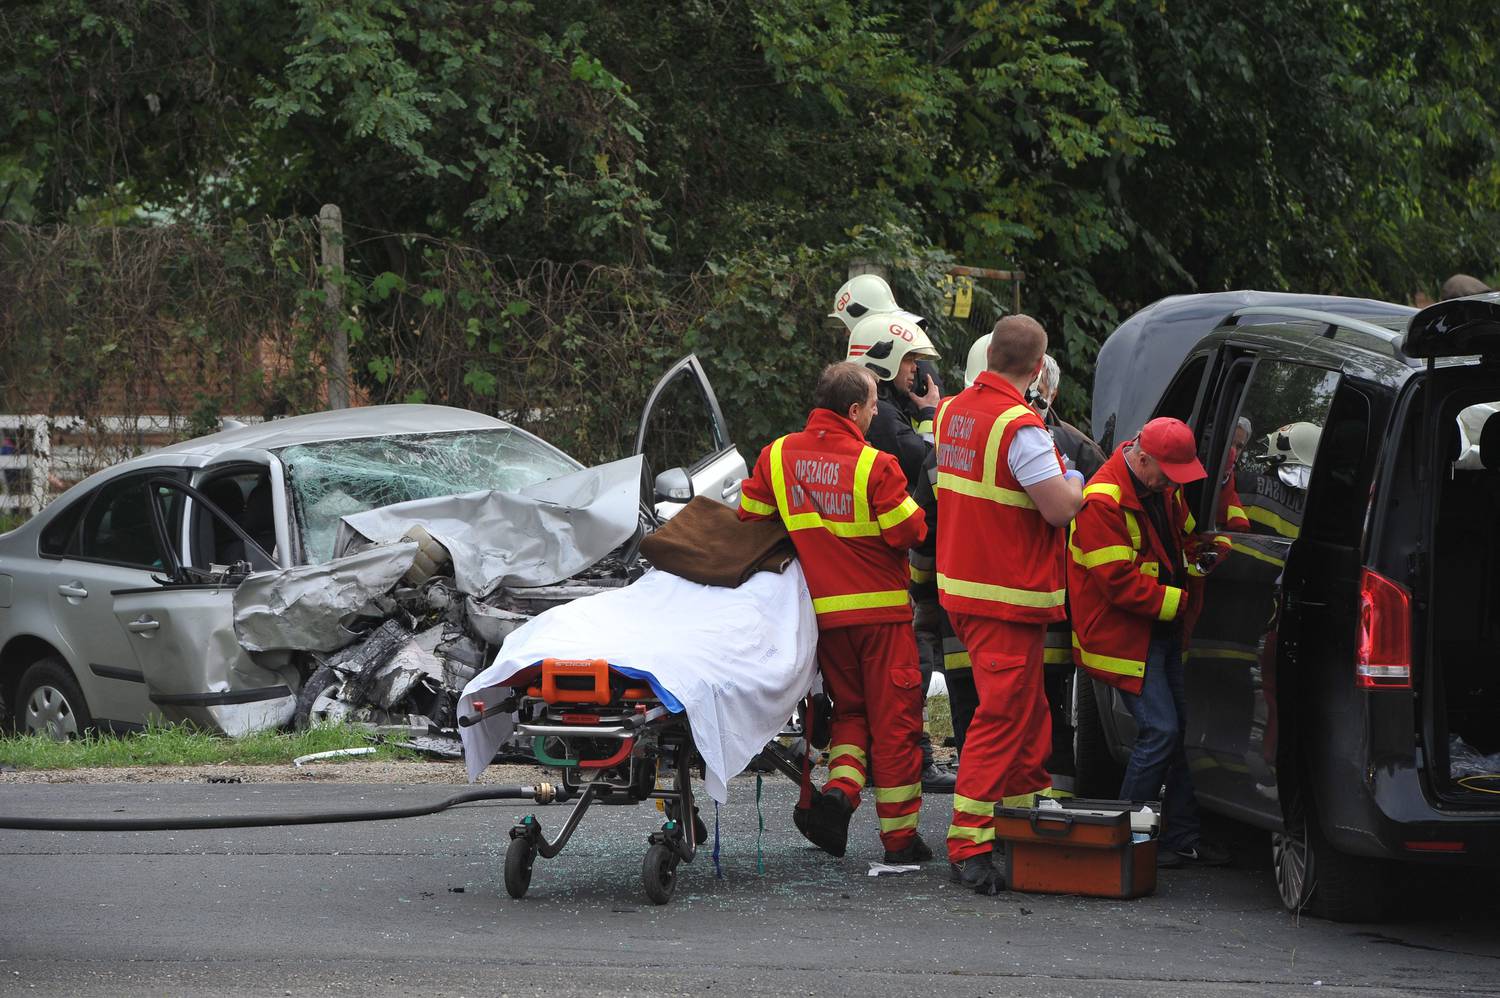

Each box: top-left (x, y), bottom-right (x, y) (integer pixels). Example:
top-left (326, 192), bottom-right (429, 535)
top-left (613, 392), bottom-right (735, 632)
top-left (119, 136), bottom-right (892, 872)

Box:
top-left (908, 377), bottom-right (941, 410)
top-left (1191, 534), bottom-right (1232, 575)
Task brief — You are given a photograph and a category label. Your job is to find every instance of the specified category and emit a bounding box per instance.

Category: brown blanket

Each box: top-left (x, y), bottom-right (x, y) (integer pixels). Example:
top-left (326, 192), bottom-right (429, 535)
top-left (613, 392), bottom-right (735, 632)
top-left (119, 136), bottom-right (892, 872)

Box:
top-left (640, 495), bottom-right (796, 588)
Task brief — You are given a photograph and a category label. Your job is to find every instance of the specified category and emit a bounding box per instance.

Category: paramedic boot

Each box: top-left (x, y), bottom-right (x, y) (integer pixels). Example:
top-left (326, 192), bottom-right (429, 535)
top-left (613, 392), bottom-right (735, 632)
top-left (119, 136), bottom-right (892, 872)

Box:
top-left (883, 831), bottom-right (933, 864)
top-left (949, 853), bottom-right (1005, 895)
top-left (793, 787), bottom-right (854, 858)
top-left (919, 732), bottom-right (955, 793)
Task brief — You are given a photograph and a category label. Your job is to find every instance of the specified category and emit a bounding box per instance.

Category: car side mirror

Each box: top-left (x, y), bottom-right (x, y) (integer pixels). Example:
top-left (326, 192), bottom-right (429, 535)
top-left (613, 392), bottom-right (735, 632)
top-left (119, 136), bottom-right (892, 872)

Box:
top-left (653, 467), bottom-right (694, 504)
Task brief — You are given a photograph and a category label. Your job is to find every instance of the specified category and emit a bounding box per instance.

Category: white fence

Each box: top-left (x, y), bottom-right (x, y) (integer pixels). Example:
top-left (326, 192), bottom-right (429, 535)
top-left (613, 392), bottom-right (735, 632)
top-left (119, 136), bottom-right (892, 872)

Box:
top-left (0, 414), bottom-right (259, 518)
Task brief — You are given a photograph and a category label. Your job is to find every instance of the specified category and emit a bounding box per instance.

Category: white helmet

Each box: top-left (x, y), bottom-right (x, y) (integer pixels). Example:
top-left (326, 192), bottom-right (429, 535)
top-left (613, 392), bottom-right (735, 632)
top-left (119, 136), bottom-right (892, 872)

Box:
top-left (847, 311), bottom-right (941, 381)
top-left (1266, 421), bottom-right (1321, 489)
top-left (829, 274), bottom-right (900, 333)
top-left (964, 333), bottom-right (991, 388)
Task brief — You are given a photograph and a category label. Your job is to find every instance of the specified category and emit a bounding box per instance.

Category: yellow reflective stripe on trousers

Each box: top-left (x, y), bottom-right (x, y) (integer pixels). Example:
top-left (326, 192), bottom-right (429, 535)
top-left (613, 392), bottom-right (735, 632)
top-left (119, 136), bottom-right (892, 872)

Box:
top-left (1043, 646), bottom-right (1072, 665)
top-left (880, 812), bottom-right (921, 832)
top-left (1158, 585), bottom-right (1183, 622)
top-left (937, 572), bottom-right (1066, 610)
top-left (946, 823), bottom-right (997, 844)
top-left (828, 743), bottom-right (868, 766)
top-left (873, 782), bottom-right (921, 804)
top-left (952, 794), bottom-right (996, 818)
top-left (878, 495), bottom-right (920, 530)
top-left (944, 650), bottom-right (972, 671)
top-left (1071, 632), bottom-right (1145, 678)
top-left (811, 589), bottom-right (909, 615)
top-left (739, 494), bottom-right (775, 516)
top-left (909, 563), bottom-right (935, 584)
top-left (828, 765), bottom-right (866, 786)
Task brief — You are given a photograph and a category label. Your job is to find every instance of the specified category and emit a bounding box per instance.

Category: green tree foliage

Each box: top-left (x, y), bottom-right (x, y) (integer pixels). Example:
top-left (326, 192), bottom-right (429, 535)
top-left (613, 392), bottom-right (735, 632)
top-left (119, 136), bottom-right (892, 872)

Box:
top-left (3, 0), bottom-right (1497, 441)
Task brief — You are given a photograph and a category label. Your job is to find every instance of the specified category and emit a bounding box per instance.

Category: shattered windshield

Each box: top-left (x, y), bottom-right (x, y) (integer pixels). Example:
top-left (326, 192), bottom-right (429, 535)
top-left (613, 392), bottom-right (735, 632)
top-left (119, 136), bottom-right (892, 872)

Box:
top-left (280, 428), bottom-right (581, 562)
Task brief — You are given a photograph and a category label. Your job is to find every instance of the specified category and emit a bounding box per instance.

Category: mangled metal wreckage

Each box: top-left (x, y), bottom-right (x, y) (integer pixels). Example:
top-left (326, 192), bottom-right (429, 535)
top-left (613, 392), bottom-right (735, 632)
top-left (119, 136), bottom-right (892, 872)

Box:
top-left (230, 456), bottom-right (649, 746)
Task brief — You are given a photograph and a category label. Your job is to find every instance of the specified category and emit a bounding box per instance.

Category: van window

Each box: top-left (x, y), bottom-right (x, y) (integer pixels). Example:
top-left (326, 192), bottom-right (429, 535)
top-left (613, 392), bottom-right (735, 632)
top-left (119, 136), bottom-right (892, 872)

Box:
top-left (1212, 362), bottom-right (1341, 538)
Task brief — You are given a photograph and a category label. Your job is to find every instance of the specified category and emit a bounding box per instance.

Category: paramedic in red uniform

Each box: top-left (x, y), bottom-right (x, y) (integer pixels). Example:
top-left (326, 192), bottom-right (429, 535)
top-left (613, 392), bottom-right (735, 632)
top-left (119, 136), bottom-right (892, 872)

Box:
top-left (935, 315), bottom-right (1085, 893)
top-left (1068, 417), bottom-right (1231, 867)
top-left (738, 362), bottom-right (932, 863)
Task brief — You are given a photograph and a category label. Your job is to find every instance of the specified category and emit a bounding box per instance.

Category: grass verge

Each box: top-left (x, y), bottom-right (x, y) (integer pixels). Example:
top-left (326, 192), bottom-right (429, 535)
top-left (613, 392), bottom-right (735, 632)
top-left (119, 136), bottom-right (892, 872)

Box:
top-left (0, 721), bottom-right (425, 770)
top-left (926, 693), bottom-right (953, 746)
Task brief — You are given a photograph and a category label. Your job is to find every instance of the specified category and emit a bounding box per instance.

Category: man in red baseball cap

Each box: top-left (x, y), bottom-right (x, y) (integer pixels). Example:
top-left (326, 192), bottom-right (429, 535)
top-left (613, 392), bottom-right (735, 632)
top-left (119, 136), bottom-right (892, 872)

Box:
top-left (1067, 416), bottom-right (1232, 868)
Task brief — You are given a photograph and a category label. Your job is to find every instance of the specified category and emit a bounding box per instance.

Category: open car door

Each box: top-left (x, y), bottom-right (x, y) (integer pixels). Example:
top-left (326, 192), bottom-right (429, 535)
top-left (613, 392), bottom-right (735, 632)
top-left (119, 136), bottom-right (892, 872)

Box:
top-left (634, 355), bottom-right (747, 520)
top-left (108, 477), bottom-right (299, 736)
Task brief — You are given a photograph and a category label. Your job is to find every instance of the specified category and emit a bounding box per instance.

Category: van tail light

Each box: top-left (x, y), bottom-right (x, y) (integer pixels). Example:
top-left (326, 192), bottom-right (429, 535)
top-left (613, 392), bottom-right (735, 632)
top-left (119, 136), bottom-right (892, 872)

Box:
top-left (1356, 568), bottom-right (1411, 689)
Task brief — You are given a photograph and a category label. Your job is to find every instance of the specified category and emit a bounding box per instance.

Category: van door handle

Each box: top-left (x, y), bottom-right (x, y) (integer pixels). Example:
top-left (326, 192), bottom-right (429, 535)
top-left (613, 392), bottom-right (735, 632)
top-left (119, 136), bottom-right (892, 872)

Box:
top-left (57, 582), bottom-right (89, 599)
top-left (721, 482), bottom-right (739, 499)
top-left (127, 616), bottom-right (160, 634)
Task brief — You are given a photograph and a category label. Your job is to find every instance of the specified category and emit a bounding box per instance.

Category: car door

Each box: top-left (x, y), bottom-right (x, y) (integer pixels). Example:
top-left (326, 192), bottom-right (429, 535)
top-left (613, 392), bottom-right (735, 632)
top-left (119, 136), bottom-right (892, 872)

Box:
top-left (1188, 357), bottom-right (1343, 815)
top-left (634, 354), bottom-right (747, 520)
top-left (109, 477), bottom-right (298, 737)
top-left (44, 471), bottom-right (185, 730)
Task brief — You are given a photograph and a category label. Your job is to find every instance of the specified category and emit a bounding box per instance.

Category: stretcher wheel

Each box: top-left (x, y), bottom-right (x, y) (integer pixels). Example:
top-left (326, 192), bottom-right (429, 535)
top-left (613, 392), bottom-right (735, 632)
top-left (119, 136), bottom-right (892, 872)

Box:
top-left (504, 836), bottom-right (536, 899)
top-left (641, 842), bottom-right (678, 905)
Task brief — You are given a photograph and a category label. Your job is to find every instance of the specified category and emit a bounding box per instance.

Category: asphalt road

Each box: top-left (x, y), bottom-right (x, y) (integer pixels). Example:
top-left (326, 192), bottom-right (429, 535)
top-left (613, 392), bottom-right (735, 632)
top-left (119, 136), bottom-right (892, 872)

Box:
top-left (1, 777), bottom-right (1497, 997)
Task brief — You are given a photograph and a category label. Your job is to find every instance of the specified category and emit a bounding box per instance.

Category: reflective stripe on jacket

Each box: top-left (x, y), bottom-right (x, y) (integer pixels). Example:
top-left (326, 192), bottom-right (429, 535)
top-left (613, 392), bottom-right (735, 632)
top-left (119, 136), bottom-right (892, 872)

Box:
top-left (738, 409), bottom-right (926, 629)
top-left (1066, 445), bottom-right (1197, 694)
top-left (933, 371), bottom-right (1066, 624)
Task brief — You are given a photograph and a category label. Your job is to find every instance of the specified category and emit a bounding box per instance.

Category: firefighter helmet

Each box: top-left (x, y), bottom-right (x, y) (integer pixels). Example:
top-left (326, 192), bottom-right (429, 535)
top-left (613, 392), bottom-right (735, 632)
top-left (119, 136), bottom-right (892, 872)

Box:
top-left (847, 311), bottom-right (941, 381)
top-left (1266, 421), bottom-right (1321, 490)
top-left (964, 333), bottom-right (991, 388)
top-left (829, 274), bottom-right (900, 333)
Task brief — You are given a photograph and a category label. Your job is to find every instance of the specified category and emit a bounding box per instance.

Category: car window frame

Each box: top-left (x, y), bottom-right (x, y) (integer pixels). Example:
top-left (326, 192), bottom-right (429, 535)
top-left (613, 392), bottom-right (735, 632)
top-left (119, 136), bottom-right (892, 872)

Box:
top-left (145, 475), bottom-right (278, 579)
top-left (50, 469), bottom-right (187, 572)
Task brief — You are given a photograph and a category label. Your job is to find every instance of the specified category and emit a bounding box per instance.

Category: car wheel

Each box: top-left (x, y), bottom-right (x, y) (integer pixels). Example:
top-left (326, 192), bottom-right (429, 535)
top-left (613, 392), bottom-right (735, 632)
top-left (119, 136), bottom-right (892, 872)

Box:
top-left (1072, 670), bottom-right (1124, 798)
top-left (293, 663), bottom-right (346, 729)
top-left (16, 657), bottom-right (94, 741)
top-left (1274, 783), bottom-right (1393, 922)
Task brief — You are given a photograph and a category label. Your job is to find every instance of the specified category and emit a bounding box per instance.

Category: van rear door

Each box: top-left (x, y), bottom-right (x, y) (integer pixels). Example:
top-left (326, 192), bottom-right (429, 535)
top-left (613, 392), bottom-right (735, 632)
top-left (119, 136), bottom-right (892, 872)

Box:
top-left (1401, 293), bottom-right (1500, 361)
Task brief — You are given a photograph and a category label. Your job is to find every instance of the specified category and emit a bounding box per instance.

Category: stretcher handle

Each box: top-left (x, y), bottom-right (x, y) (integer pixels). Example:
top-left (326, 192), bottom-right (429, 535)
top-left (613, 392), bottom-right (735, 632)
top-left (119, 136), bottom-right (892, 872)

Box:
top-left (458, 697), bottom-right (513, 728)
top-left (1029, 810), bottom-right (1075, 837)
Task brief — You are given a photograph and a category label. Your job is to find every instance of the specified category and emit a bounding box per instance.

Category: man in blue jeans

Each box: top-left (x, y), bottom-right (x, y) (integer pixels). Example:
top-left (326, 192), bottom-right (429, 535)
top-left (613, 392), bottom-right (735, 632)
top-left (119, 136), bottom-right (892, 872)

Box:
top-left (1068, 417), bottom-right (1231, 867)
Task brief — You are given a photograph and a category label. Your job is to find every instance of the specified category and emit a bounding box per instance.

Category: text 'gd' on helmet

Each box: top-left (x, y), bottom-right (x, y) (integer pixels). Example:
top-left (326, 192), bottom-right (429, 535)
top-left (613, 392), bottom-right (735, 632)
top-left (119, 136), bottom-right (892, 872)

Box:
top-left (829, 274), bottom-right (900, 333)
top-left (846, 311), bottom-right (941, 381)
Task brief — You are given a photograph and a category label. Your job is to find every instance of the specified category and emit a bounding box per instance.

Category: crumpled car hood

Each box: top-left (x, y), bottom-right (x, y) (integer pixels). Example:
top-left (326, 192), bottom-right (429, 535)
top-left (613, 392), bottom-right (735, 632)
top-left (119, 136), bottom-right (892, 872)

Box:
top-left (331, 455), bottom-right (644, 595)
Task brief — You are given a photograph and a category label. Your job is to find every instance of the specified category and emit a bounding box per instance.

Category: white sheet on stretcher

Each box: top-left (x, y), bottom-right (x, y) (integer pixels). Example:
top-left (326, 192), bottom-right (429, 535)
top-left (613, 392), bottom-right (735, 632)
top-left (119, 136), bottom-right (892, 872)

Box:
top-left (459, 563), bottom-right (818, 803)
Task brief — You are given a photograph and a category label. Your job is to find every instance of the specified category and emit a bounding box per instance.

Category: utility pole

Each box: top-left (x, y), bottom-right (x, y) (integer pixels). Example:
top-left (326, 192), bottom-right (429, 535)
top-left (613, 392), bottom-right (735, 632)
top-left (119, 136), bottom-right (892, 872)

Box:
top-left (319, 203), bottom-right (350, 409)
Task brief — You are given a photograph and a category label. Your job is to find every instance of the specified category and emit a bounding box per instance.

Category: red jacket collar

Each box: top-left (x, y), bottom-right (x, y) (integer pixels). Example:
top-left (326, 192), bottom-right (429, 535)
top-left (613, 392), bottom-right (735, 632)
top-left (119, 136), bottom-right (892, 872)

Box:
top-left (805, 408), bottom-right (867, 442)
top-left (1096, 444), bottom-right (1162, 512)
top-left (973, 369), bottom-right (1030, 407)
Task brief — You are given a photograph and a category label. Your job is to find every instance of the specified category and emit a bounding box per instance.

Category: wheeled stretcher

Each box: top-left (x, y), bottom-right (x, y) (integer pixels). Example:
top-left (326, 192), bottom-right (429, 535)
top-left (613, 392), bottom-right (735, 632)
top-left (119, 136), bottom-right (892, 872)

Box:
top-left (461, 656), bottom-right (808, 905)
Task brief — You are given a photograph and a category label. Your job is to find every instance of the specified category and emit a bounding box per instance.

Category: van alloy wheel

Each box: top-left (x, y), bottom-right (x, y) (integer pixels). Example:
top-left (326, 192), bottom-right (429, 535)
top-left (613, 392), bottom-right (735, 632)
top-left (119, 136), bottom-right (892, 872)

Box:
top-left (1272, 824), bottom-right (1313, 912)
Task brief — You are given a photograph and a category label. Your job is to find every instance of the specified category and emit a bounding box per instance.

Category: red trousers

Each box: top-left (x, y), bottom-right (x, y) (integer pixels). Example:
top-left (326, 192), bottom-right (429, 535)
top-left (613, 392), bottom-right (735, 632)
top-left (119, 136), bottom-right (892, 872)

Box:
top-left (946, 612), bottom-right (1053, 862)
top-left (817, 622), bottom-right (924, 851)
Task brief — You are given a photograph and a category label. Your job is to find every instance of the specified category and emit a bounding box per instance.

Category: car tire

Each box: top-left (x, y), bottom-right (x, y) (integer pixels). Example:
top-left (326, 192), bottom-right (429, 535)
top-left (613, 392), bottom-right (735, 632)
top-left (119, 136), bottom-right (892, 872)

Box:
top-left (1072, 670), bottom-right (1124, 798)
top-left (1273, 782), bottom-right (1393, 922)
top-left (15, 657), bottom-right (94, 740)
top-left (293, 663), bottom-right (342, 730)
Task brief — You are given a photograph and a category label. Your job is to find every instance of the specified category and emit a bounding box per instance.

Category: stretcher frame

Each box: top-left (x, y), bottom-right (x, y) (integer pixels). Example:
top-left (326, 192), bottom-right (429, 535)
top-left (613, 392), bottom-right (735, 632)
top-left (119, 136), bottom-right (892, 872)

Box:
top-left (462, 657), bottom-right (809, 905)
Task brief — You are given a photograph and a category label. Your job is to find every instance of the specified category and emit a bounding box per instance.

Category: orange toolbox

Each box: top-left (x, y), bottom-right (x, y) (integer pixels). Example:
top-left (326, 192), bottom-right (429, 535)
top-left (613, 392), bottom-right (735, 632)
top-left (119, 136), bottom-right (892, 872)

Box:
top-left (993, 798), bottom-right (1160, 899)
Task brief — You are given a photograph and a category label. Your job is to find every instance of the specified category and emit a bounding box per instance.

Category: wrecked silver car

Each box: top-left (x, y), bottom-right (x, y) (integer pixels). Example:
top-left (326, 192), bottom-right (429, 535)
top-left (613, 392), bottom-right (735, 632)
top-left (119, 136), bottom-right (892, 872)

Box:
top-left (0, 355), bottom-right (746, 740)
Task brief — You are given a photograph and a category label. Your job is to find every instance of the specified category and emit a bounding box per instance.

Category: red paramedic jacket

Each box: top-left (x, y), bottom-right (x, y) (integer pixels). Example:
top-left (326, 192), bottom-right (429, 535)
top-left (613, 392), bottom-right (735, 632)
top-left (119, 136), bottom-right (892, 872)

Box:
top-left (1066, 445), bottom-right (1205, 694)
top-left (934, 371), bottom-right (1067, 624)
top-left (738, 409), bottom-right (927, 630)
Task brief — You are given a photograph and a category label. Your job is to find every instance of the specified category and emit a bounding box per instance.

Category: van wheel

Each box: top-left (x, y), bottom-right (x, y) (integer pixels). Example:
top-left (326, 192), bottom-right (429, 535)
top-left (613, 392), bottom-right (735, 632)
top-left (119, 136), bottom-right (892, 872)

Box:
top-left (1274, 786), bottom-right (1392, 922)
top-left (16, 657), bottom-right (94, 741)
top-left (1072, 671), bottom-right (1123, 798)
